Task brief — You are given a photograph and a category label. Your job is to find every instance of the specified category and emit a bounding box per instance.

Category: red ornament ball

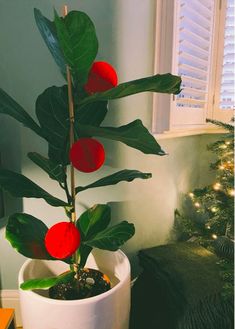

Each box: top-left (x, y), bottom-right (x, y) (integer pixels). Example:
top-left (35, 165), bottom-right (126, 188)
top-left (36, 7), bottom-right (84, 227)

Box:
top-left (84, 61), bottom-right (118, 94)
top-left (70, 138), bottom-right (105, 173)
top-left (45, 222), bottom-right (81, 259)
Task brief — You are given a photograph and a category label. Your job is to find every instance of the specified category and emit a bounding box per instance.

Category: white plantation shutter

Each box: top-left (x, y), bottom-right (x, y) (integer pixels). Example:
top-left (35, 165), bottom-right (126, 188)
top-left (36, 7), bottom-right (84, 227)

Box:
top-left (219, 0), bottom-right (235, 110)
top-left (153, 0), bottom-right (233, 134)
top-left (171, 0), bottom-right (215, 128)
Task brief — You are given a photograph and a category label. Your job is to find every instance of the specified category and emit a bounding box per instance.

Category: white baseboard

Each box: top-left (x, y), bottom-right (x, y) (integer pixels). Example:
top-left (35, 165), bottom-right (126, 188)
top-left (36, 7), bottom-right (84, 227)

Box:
top-left (0, 289), bottom-right (22, 327)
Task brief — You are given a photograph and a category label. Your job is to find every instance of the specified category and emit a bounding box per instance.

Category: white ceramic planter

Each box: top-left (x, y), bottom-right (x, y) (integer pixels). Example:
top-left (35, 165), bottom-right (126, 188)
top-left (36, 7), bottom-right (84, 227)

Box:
top-left (18, 249), bottom-right (130, 329)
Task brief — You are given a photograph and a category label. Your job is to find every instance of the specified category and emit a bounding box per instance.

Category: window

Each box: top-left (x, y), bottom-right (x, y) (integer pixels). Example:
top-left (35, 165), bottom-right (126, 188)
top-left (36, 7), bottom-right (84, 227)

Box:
top-left (153, 0), bottom-right (234, 134)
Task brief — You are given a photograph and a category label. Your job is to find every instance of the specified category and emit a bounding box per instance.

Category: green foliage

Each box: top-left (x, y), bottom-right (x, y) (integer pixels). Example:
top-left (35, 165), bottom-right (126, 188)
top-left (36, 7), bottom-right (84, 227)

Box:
top-left (0, 169), bottom-right (68, 207)
top-left (6, 213), bottom-right (52, 260)
top-left (0, 88), bottom-right (44, 139)
top-left (76, 169), bottom-right (152, 193)
top-left (36, 86), bottom-right (70, 165)
top-left (84, 221), bottom-right (135, 251)
top-left (54, 10), bottom-right (98, 86)
top-left (77, 119), bottom-right (166, 155)
top-left (20, 271), bottom-right (75, 290)
top-left (79, 73), bottom-right (181, 107)
top-left (77, 204), bottom-right (111, 240)
top-left (0, 7), bottom-right (182, 291)
top-left (28, 152), bottom-right (66, 183)
top-left (34, 8), bottom-right (67, 80)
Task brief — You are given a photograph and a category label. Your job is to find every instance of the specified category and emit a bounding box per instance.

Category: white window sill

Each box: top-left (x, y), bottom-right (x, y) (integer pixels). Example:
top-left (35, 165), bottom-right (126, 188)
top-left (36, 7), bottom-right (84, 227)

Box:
top-left (154, 127), bottom-right (228, 140)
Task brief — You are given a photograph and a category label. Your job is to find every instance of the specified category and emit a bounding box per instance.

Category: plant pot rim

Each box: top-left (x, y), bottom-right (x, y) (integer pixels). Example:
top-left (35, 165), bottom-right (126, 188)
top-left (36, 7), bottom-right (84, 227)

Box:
top-left (19, 249), bottom-right (130, 305)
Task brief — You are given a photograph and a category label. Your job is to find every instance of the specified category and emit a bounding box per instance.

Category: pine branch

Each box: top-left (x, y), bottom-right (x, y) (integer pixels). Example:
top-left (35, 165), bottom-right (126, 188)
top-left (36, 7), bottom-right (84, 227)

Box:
top-left (206, 118), bottom-right (234, 133)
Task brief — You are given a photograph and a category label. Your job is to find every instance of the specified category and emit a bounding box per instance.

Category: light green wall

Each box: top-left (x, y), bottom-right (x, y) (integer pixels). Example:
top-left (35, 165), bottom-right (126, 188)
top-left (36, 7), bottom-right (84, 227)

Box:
top-left (0, 0), bottom-right (218, 289)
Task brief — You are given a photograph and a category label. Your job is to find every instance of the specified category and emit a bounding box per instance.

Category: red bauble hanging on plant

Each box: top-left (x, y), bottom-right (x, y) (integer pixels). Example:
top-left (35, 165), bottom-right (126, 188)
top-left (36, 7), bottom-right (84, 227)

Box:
top-left (84, 61), bottom-right (118, 94)
top-left (45, 222), bottom-right (81, 259)
top-left (70, 138), bottom-right (105, 173)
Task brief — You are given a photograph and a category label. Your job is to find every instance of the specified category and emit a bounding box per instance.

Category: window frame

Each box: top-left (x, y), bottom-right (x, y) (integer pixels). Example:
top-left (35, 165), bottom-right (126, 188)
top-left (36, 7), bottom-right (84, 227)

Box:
top-left (152, 0), bottom-right (233, 136)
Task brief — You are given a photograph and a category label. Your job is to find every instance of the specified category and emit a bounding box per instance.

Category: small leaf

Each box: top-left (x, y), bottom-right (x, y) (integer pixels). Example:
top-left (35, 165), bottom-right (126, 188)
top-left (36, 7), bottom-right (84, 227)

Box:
top-left (77, 204), bottom-right (111, 240)
top-left (28, 152), bottom-right (66, 183)
top-left (34, 8), bottom-right (67, 79)
top-left (20, 271), bottom-right (75, 290)
top-left (84, 221), bottom-right (135, 251)
top-left (6, 213), bottom-right (51, 260)
top-left (0, 169), bottom-right (68, 207)
top-left (54, 10), bottom-right (98, 85)
top-left (77, 120), bottom-right (166, 155)
top-left (79, 74), bottom-right (182, 107)
top-left (0, 88), bottom-right (44, 138)
top-left (76, 169), bottom-right (152, 194)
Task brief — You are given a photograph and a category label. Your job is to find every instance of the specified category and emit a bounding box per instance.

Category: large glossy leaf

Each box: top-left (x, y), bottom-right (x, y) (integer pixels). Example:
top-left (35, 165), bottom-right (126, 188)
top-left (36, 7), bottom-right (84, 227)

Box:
top-left (54, 10), bottom-right (98, 85)
top-left (34, 9), bottom-right (67, 79)
top-left (28, 152), bottom-right (66, 183)
top-left (84, 221), bottom-right (135, 251)
top-left (77, 120), bottom-right (166, 155)
top-left (0, 169), bottom-right (67, 207)
top-left (20, 271), bottom-right (74, 290)
top-left (6, 213), bottom-right (51, 260)
top-left (0, 88), bottom-right (44, 138)
top-left (77, 204), bottom-right (111, 268)
top-left (79, 74), bottom-right (182, 107)
top-left (76, 101), bottom-right (108, 127)
top-left (76, 169), bottom-right (152, 194)
top-left (77, 204), bottom-right (111, 240)
top-left (36, 85), bottom-right (70, 165)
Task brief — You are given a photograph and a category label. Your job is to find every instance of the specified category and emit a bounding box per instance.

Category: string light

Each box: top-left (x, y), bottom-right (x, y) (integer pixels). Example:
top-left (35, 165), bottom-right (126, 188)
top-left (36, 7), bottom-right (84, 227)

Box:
top-left (211, 207), bottom-right (217, 213)
top-left (212, 234), bottom-right (218, 240)
top-left (219, 165), bottom-right (225, 170)
top-left (220, 144), bottom-right (227, 149)
top-left (228, 189), bottom-right (235, 197)
top-left (189, 192), bottom-right (194, 198)
top-left (206, 225), bottom-right (211, 229)
top-left (194, 202), bottom-right (200, 208)
top-left (213, 182), bottom-right (221, 190)
top-left (225, 141), bottom-right (231, 145)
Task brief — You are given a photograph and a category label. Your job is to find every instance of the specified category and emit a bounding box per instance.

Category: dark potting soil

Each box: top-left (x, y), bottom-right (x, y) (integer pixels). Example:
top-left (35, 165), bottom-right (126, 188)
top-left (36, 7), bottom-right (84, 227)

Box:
top-left (49, 268), bottom-right (111, 300)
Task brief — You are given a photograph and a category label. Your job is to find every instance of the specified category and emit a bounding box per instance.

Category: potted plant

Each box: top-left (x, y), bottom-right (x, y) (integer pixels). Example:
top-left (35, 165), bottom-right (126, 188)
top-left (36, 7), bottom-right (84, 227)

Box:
top-left (0, 6), bottom-right (181, 329)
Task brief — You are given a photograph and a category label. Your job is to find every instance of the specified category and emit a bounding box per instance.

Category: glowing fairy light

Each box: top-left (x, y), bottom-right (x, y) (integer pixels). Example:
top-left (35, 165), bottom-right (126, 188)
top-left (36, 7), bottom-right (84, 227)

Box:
top-left (189, 192), bottom-right (194, 198)
top-left (228, 189), bottom-right (235, 197)
top-left (219, 165), bottom-right (225, 170)
top-left (194, 202), bottom-right (200, 208)
top-left (212, 234), bottom-right (218, 240)
top-left (220, 144), bottom-right (227, 149)
top-left (213, 183), bottom-right (221, 190)
top-left (206, 225), bottom-right (211, 229)
top-left (211, 207), bottom-right (217, 213)
top-left (225, 141), bottom-right (230, 145)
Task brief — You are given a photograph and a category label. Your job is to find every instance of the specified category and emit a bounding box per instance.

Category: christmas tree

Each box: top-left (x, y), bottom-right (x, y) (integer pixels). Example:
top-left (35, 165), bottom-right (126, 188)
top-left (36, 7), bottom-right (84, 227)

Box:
top-left (173, 118), bottom-right (234, 301)
top-left (188, 119), bottom-right (234, 244)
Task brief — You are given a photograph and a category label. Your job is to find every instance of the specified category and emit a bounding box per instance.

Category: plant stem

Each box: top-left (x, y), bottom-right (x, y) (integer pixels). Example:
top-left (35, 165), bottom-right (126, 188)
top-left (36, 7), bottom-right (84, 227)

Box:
top-left (63, 4), bottom-right (79, 275)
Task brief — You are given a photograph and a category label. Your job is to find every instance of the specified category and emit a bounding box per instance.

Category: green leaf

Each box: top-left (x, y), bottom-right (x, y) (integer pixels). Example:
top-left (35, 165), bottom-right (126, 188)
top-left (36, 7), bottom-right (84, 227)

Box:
top-left (36, 85), bottom-right (70, 165)
top-left (34, 8), bottom-right (67, 80)
top-left (54, 10), bottom-right (98, 85)
top-left (0, 169), bottom-right (68, 207)
top-left (76, 101), bottom-right (108, 127)
top-left (78, 244), bottom-right (92, 269)
top-left (84, 221), bottom-right (135, 251)
top-left (79, 74), bottom-right (182, 107)
top-left (76, 169), bottom-right (152, 194)
top-left (28, 152), bottom-right (66, 183)
top-left (0, 88), bottom-right (44, 138)
top-left (77, 204), bottom-right (111, 240)
top-left (77, 120), bottom-right (166, 155)
top-left (6, 213), bottom-right (51, 260)
top-left (20, 270), bottom-right (74, 290)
